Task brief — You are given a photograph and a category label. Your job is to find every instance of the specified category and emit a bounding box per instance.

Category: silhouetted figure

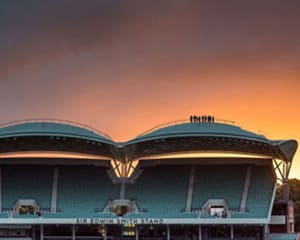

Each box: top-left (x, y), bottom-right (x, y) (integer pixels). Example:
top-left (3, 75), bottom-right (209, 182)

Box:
top-left (190, 115), bottom-right (193, 123)
top-left (212, 116), bottom-right (215, 123)
top-left (201, 115), bottom-right (205, 122)
top-left (208, 115), bottom-right (211, 122)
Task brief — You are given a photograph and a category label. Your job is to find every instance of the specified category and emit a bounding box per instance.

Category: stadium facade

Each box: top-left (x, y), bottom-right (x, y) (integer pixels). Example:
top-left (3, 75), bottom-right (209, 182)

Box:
top-left (0, 117), bottom-right (297, 240)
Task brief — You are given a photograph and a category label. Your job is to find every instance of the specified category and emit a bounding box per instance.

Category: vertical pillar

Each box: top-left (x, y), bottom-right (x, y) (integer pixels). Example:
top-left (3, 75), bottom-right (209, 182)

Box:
top-left (51, 167), bottom-right (59, 212)
top-left (135, 225), bottom-right (139, 240)
top-left (32, 225), bottom-right (36, 240)
top-left (185, 167), bottom-right (195, 212)
top-left (287, 201), bottom-right (295, 233)
top-left (120, 182), bottom-right (126, 199)
top-left (263, 224), bottom-right (269, 240)
top-left (40, 225), bottom-right (44, 240)
top-left (230, 225), bottom-right (234, 239)
top-left (283, 180), bottom-right (289, 202)
top-left (72, 225), bottom-right (75, 240)
top-left (198, 225), bottom-right (202, 240)
top-left (104, 225), bottom-right (107, 240)
top-left (167, 225), bottom-right (170, 240)
top-left (184, 227), bottom-right (188, 239)
top-left (283, 161), bottom-right (290, 203)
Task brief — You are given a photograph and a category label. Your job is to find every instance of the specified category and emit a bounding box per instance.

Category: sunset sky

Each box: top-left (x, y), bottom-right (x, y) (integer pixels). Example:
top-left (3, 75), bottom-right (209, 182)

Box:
top-left (0, 1), bottom-right (299, 177)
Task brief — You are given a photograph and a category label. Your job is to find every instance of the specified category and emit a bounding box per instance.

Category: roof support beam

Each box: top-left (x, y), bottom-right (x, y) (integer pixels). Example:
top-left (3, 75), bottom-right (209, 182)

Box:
top-left (240, 165), bottom-right (252, 212)
top-left (185, 167), bottom-right (195, 212)
top-left (51, 167), bottom-right (59, 212)
top-left (272, 158), bottom-right (292, 202)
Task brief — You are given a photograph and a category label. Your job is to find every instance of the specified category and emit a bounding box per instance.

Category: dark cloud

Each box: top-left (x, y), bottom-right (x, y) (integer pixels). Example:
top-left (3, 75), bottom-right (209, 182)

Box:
top-left (1, 0), bottom-right (299, 76)
top-left (0, 0), bottom-right (299, 133)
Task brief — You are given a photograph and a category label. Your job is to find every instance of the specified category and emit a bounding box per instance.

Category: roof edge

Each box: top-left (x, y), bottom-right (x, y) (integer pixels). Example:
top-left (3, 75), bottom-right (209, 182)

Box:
top-left (0, 118), bottom-right (112, 141)
top-left (273, 139), bottom-right (298, 162)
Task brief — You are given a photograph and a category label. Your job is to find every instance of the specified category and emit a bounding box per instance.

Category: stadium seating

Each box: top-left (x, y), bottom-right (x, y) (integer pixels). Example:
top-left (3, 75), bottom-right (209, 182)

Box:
top-left (192, 165), bottom-right (247, 210)
top-left (2, 165), bottom-right (53, 209)
top-left (268, 234), bottom-right (298, 240)
top-left (125, 165), bottom-right (190, 218)
top-left (0, 164), bottom-right (274, 220)
top-left (243, 166), bottom-right (274, 218)
top-left (0, 212), bottom-right (8, 218)
top-left (13, 214), bottom-right (39, 219)
top-left (55, 166), bottom-right (119, 218)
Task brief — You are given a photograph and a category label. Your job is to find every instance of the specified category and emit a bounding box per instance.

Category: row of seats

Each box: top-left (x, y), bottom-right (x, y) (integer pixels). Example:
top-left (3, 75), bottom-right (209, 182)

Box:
top-left (125, 165), bottom-right (190, 218)
top-left (243, 166), bottom-right (274, 218)
top-left (193, 165), bottom-right (274, 218)
top-left (268, 234), bottom-right (298, 240)
top-left (0, 165), bottom-right (119, 218)
top-left (0, 164), bottom-right (274, 219)
top-left (192, 165), bottom-right (247, 210)
top-left (2, 166), bottom-right (53, 209)
top-left (57, 166), bottom-right (119, 217)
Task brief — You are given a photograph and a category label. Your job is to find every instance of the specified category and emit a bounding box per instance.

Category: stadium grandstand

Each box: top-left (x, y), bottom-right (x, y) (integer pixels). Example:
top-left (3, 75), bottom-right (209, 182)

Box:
top-left (0, 116), bottom-right (297, 240)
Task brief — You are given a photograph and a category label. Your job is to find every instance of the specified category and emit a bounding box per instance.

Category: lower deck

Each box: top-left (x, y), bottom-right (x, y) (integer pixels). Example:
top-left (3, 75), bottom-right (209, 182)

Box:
top-left (0, 224), bottom-right (267, 240)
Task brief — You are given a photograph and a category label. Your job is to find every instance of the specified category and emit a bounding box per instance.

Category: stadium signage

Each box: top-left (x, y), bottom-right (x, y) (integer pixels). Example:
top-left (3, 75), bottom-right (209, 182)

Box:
top-left (76, 218), bottom-right (164, 225)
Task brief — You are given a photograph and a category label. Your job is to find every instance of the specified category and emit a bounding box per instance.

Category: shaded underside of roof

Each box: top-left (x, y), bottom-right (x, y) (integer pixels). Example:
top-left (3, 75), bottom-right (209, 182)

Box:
top-left (124, 136), bottom-right (274, 160)
top-left (0, 136), bottom-right (115, 159)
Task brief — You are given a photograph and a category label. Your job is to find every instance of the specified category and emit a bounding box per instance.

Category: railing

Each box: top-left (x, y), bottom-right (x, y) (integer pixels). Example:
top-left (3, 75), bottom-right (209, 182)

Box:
top-left (136, 117), bottom-right (236, 138)
top-left (0, 118), bottom-right (112, 140)
top-left (136, 119), bottom-right (188, 138)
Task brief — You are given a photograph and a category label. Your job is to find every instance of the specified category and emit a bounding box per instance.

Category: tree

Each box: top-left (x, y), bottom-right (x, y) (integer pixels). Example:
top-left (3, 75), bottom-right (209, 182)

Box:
top-left (276, 178), bottom-right (300, 231)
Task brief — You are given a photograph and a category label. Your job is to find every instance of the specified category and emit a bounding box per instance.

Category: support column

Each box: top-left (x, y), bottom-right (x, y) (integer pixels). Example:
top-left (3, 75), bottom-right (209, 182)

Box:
top-left (51, 167), bottom-right (59, 212)
top-left (120, 182), bottom-right (126, 199)
top-left (283, 161), bottom-right (289, 202)
top-left (135, 225), bottom-right (139, 240)
top-left (104, 225), bottom-right (107, 240)
top-left (72, 225), bottom-right (75, 240)
top-left (185, 167), bottom-right (195, 212)
top-left (263, 224), bottom-right (269, 240)
top-left (240, 166), bottom-right (252, 212)
top-left (283, 180), bottom-right (289, 202)
top-left (198, 225), bottom-right (202, 240)
top-left (272, 159), bottom-right (292, 203)
top-left (230, 225), bottom-right (234, 239)
top-left (40, 225), bottom-right (44, 240)
top-left (167, 225), bottom-right (170, 240)
top-left (32, 225), bottom-right (36, 240)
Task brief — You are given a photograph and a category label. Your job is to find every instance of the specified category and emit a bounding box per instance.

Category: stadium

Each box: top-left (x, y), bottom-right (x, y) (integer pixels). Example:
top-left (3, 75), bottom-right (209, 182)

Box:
top-left (0, 116), bottom-right (297, 240)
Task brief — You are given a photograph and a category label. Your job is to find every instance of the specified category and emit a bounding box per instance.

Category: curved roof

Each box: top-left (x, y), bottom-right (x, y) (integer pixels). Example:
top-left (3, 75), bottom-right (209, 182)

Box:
top-left (130, 122), bottom-right (270, 143)
top-left (0, 119), bottom-right (297, 163)
top-left (0, 120), bottom-right (112, 143)
top-left (124, 121), bottom-right (298, 162)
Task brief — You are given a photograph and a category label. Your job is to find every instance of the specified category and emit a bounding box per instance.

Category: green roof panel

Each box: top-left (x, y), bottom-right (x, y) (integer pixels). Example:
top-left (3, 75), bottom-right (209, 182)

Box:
top-left (0, 122), bottom-right (111, 143)
top-left (131, 122), bottom-right (269, 143)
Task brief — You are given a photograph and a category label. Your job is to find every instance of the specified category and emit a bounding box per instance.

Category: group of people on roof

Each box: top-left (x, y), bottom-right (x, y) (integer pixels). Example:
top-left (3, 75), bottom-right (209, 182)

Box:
top-left (190, 115), bottom-right (215, 123)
